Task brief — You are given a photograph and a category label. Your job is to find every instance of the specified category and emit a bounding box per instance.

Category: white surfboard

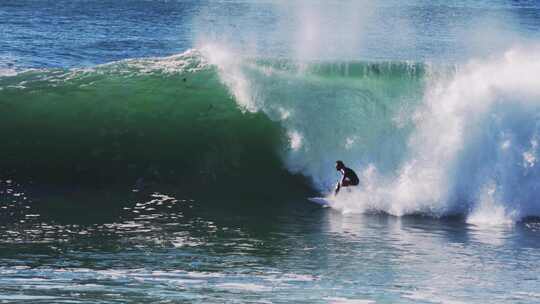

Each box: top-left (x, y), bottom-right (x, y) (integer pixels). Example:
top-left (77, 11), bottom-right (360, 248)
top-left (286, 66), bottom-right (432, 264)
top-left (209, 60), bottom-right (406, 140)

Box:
top-left (308, 197), bottom-right (332, 207)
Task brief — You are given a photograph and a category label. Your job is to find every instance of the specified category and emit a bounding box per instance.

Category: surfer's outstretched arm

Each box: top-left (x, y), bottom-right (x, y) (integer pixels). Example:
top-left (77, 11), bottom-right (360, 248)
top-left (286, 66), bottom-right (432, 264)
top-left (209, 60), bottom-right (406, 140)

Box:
top-left (334, 181), bottom-right (341, 196)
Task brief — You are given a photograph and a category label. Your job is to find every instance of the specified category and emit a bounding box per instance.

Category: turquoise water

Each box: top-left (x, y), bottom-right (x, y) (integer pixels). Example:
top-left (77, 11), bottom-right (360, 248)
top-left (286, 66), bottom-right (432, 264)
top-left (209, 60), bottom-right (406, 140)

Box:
top-left (2, 1), bottom-right (540, 303)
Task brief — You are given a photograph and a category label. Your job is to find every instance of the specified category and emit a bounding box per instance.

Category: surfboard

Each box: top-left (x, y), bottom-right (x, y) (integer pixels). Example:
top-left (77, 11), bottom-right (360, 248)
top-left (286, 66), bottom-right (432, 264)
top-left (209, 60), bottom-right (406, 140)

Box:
top-left (308, 197), bottom-right (332, 207)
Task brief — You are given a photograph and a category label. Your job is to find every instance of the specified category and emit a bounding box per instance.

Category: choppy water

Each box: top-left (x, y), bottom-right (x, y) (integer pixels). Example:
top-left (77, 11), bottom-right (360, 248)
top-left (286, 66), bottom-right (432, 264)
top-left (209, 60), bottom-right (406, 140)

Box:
top-left (2, 0), bottom-right (540, 303)
top-left (2, 187), bottom-right (540, 303)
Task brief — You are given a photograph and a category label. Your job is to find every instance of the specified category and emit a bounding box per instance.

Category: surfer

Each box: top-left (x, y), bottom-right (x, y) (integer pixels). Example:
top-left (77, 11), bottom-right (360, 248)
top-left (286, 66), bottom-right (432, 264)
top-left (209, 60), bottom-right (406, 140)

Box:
top-left (335, 160), bottom-right (359, 195)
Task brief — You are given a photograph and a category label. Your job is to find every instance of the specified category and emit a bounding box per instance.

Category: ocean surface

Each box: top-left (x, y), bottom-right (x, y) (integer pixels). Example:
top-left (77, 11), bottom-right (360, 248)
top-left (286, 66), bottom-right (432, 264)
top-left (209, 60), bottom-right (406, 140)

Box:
top-left (2, 0), bottom-right (540, 303)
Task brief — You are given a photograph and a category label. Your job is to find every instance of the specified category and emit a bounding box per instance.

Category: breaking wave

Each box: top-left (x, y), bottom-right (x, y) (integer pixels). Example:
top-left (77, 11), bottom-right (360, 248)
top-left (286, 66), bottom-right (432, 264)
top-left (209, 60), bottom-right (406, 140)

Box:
top-left (2, 45), bottom-right (540, 222)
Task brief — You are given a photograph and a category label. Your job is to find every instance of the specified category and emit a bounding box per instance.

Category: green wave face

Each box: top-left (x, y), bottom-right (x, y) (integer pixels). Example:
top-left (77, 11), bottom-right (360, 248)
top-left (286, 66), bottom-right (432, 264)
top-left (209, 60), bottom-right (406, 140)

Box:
top-left (222, 57), bottom-right (427, 189)
top-left (0, 52), bottom-right (427, 198)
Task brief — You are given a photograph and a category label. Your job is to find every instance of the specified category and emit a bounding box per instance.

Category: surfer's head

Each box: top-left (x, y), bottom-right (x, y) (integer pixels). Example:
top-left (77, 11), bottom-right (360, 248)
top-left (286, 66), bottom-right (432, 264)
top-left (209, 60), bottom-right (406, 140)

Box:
top-left (336, 160), bottom-right (345, 170)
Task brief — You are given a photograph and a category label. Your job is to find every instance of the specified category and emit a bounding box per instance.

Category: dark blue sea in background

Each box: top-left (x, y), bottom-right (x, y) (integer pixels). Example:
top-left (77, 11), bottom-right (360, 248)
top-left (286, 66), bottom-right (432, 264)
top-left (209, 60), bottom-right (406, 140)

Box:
top-left (3, 0), bottom-right (540, 69)
top-left (2, 1), bottom-right (540, 303)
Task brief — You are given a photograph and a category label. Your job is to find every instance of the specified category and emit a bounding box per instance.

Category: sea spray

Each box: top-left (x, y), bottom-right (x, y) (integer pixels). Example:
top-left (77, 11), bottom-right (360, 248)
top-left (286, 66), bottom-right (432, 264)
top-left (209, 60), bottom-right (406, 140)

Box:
top-left (329, 46), bottom-right (540, 223)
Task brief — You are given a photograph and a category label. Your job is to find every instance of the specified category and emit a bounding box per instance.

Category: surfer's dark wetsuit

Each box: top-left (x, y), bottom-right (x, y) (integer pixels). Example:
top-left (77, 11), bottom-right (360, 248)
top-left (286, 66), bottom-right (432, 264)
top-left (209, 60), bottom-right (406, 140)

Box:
top-left (340, 167), bottom-right (359, 186)
top-left (335, 160), bottom-right (359, 195)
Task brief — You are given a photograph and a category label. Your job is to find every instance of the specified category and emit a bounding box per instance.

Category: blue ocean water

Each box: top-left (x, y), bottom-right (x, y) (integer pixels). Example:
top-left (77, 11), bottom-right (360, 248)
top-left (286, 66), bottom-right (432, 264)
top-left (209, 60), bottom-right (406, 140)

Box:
top-left (3, 0), bottom-right (540, 68)
top-left (2, 1), bottom-right (540, 303)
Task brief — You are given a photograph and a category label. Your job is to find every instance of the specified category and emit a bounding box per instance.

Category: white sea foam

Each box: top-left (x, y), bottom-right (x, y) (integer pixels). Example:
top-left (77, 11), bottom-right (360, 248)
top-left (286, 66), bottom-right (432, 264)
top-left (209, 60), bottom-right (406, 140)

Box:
top-left (288, 130), bottom-right (304, 151)
top-left (0, 68), bottom-right (17, 77)
top-left (326, 298), bottom-right (375, 304)
top-left (215, 283), bottom-right (271, 292)
top-left (333, 45), bottom-right (540, 223)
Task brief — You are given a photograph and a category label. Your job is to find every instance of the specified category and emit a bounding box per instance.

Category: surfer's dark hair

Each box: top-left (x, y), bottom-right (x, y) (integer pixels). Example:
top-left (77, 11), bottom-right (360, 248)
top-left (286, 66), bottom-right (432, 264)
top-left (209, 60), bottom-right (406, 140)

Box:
top-left (336, 160), bottom-right (345, 168)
